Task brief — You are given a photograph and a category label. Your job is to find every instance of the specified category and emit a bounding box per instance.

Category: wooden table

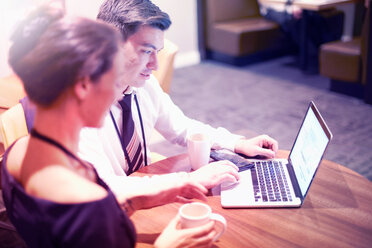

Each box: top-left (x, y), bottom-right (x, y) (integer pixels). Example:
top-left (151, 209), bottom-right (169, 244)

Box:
top-left (259, 0), bottom-right (354, 11)
top-left (294, 0), bottom-right (355, 71)
top-left (130, 150), bottom-right (372, 248)
top-left (259, 0), bottom-right (355, 71)
top-left (293, 0), bottom-right (354, 11)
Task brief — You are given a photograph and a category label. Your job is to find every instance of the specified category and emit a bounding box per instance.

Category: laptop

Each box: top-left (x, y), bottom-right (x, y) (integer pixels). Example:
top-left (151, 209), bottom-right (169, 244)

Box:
top-left (221, 101), bottom-right (333, 208)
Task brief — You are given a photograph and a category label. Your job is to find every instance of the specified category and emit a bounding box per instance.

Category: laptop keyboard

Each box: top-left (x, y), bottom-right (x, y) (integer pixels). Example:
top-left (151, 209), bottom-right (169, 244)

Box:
top-left (251, 161), bottom-right (293, 202)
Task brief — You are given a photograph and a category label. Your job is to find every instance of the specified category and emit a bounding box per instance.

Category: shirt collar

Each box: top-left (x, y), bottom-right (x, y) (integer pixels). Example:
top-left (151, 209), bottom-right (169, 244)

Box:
top-left (123, 86), bottom-right (138, 95)
top-left (112, 87), bottom-right (138, 109)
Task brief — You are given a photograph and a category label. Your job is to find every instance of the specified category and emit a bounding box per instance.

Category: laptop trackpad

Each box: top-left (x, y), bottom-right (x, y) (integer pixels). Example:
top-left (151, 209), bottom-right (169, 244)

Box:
top-left (221, 170), bottom-right (253, 207)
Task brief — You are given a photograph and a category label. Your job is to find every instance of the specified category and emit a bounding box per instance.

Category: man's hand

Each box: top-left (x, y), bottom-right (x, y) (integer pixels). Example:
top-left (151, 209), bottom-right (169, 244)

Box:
top-left (189, 160), bottom-right (240, 189)
top-left (234, 135), bottom-right (278, 159)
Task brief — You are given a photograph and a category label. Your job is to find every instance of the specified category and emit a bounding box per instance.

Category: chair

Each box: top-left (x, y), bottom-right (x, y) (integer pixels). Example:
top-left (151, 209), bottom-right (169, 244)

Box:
top-left (153, 39), bottom-right (178, 94)
top-left (0, 75), bottom-right (26, 115)
top-left (0, 104), bottom-right (26, 234)
top-left (198, 0), bottom-right (289, 65)
top-left (0, 103), bottom-right (28, 150)
top-left (0, 203), bottom-right (16, 232)
top-left (0, 74), bottom-right (26, 155)
top-left (148, 39), bottom-right (178, 160)
top-left (150, 152), bottom-right (166, 163)
top-left (319, 1), bottom-right (371, 103)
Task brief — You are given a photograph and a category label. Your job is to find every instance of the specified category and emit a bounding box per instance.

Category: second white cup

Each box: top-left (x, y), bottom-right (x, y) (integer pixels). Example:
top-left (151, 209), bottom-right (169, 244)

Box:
top-left (179, 202), bottom-right (226, 241)
top-left (187, 133), bottom-right (211, 170)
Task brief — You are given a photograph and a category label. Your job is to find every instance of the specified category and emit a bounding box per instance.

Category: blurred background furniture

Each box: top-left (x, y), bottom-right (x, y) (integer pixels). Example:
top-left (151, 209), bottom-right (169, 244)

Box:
top-left (0, 75), bottom-right (25, 115)
top-left (0, 75), bottom-right (26, 157)
top-left (0, 103), bottom-right (28, 151)
top-left (153, 39), bottom-right (178, 94)
top-left (0, 78), bottom-right (25, 246)
top-left (197, 0), bottom-right (290, 65)
top-left (149, 38), bottom-right (179, 161)
top-left (319, 0), bottom-right (371, 104)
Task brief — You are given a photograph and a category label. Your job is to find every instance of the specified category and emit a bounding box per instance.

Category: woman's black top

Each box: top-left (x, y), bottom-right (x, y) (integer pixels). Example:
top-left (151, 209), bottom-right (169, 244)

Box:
top-left (1, 129), bottom-right (136, 248)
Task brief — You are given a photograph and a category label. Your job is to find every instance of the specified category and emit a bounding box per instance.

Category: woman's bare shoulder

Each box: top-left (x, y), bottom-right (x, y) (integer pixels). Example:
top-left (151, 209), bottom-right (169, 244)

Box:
top-left (27, 165), bottom-right (108, 204)
top-left (6, 136), bottom-right (30, 180)
top-left (5, 136), bottom-right (108, 204)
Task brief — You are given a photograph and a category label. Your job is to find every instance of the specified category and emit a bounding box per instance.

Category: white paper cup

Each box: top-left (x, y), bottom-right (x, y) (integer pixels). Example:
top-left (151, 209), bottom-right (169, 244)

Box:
top-left (187, 133), bottom-right (211, 170)
top-left (179, 202), bottom-right (226, 241)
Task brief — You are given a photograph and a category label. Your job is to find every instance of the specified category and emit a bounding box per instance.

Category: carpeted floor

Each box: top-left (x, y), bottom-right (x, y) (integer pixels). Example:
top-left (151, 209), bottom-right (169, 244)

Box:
top-left (150, 55), bottom-right (372, 182)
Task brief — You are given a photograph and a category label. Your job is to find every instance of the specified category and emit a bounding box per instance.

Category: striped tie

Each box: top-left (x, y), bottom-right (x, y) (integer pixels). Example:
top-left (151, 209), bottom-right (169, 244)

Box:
top-left (118, 94), bottom-right (144, 175)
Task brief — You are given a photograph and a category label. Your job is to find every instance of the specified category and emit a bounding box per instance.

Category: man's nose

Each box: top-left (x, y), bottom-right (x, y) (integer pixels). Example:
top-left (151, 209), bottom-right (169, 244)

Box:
top-left (148, 52), bottom-right (159, 71)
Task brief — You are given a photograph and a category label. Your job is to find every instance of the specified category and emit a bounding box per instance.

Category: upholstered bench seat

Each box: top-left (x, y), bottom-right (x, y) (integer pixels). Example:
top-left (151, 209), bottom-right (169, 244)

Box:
top-left (199, 0), bottom-right (290, 65)
top-left (208, 18), bottom-right (283, 56)
top-left (320, 38), bottom-right (362, 83)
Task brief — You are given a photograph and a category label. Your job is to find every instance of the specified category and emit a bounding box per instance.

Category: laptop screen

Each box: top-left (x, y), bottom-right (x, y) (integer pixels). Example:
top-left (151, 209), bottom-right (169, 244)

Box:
top-left (289, 103), bottom-right (332, 197)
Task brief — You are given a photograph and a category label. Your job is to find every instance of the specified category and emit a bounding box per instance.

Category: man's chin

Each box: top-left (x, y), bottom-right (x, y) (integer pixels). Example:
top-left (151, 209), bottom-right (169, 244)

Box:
top-left (131, 79), bottom-right (147, 88)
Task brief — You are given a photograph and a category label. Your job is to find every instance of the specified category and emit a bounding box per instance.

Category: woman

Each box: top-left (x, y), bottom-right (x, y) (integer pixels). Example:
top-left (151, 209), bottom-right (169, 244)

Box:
top-left (1, 4), bottom-right (217, 248)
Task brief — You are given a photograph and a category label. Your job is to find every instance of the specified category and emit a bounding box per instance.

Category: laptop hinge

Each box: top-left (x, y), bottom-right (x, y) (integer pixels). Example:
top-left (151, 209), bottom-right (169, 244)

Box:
top-left (286, 161), bottom-right (304, 202)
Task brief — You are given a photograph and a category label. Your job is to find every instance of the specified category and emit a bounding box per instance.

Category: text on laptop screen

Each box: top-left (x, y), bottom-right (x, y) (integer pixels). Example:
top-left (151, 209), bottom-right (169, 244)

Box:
top-left (289, 107), bottom-right (329, 196)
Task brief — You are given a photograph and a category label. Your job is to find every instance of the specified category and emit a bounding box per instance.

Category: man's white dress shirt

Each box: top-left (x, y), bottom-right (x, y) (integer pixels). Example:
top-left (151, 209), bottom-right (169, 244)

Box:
top-left (78, 75), bottom-right (242, 195)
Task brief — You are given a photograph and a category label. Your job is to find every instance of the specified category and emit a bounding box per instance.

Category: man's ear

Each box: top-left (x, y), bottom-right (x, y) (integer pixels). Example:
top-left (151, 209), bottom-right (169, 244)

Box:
top-left (74, 77), bottom-right (92, 101)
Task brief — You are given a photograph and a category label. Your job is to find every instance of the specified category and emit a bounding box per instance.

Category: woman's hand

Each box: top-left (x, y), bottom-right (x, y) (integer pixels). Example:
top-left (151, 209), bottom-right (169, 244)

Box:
top-left (189, 160), bottom-right (239, 189)
top-left (154, 214), bottom-right (216, 248)
top-left (234, 135), bottom-right (278, 159)
top-left (123, 173), bottom-right (208, 212)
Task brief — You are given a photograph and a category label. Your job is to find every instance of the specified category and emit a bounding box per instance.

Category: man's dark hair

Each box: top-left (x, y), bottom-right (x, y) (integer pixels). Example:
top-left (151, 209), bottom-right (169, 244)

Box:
top-left (97, 0), bottom-right (171, 40)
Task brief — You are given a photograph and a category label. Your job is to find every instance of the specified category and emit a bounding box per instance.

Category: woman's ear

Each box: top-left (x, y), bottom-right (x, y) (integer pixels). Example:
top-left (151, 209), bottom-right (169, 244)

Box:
top-left (74, 77), bottom-right (92, 101)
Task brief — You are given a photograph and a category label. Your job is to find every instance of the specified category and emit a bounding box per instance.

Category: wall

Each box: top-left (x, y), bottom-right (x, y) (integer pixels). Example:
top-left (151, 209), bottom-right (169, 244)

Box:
top-left (0, 0), bottom-right (200, 77)
top-left (0, 0), bottom-right (58, 77)
top-left (0, 1), bottom-right (32, 77)
top-left (152, 0), bottom-right (200, 68)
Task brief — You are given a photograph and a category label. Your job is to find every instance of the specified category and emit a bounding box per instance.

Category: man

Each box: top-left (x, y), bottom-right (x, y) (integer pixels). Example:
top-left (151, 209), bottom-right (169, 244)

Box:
top-left (78, 0), bottom-right (278, 196)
